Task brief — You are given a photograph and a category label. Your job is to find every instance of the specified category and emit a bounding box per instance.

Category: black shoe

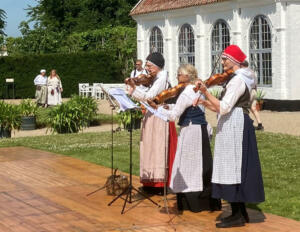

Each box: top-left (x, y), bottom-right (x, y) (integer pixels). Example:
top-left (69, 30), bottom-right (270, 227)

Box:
top-left (255, 124), bottom-right (264, 131)
top-left (216, 215), bottom-right (245, 228)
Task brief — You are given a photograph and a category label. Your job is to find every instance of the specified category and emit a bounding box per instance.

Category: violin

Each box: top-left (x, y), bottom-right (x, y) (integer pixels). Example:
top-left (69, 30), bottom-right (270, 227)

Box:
top-left (147, 82), bottom-right (188, 108)
top-left (193, 69), bottom-right (234, 92)
top-left (124, 74), bottom-right (155, 87)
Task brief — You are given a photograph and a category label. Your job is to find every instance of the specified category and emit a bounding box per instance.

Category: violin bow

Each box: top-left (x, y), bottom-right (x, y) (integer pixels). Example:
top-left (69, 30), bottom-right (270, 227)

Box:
top-left (195, 51), bottom-right (222, 104)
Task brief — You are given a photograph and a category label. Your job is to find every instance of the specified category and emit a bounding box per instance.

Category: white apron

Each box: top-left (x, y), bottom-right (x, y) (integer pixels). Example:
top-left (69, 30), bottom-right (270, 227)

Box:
top-left (170, 124), bottom-right (203, 193)
top-left (212, 107), bottom-right (244, 185)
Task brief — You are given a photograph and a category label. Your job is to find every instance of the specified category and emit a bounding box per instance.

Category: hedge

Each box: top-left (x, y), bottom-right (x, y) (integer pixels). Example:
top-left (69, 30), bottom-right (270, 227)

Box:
top-left (0, 52), bottom-right (124, 98)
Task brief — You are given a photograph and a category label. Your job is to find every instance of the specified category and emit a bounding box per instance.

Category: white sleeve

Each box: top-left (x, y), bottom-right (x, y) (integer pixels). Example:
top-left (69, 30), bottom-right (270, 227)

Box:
top-left (132, 71), bottom-right (167, 101)
top-left (33, 75), bottom-right (39, 85)
top-left (157, 92), bottom-right (192, 122)
top-left (220, 76), bottom-right (246, 115)
top-left (130, 70), bottom-right (135, 78)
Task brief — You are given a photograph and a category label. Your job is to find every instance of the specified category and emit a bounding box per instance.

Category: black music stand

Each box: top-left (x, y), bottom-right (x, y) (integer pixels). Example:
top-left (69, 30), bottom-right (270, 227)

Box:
top-left (108, 108), bottom-right (160, 214)
top-left (86, 84), bottom-right (117, 196)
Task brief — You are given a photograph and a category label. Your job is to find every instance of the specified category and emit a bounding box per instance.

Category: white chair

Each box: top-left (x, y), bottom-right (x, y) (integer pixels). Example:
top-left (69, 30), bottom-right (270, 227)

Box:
top-left (79, 83), bottom-right (93, 97)
top-left (92, 83), bottom-right (105, 100)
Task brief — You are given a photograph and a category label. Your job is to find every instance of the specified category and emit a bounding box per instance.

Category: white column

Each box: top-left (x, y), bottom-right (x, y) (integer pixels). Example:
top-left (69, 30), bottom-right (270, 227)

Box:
top-left (276, 1), bottom-right (287, 99)
top-left (196, 10), bottom-right (207, 79)
top-left (231, 3), bottom-right (242, 47)
top-left (164, 15), bottom-right (176, 86)
top-left (136, 20), bottom-right (145, 61)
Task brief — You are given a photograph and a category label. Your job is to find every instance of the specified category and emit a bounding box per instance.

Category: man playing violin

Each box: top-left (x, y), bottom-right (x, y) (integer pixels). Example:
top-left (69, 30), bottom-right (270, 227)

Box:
top-left (127, 52), bottom-right (177, 195)
top-left (194, 45), bottom-right (265, 228)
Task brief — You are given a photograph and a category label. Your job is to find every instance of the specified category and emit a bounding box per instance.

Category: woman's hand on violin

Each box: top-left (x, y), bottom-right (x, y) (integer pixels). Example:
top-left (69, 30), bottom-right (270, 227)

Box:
top-left (195, 79), bottom-right (208, 94)
top-left (193, 97), bottom-right (206, 107)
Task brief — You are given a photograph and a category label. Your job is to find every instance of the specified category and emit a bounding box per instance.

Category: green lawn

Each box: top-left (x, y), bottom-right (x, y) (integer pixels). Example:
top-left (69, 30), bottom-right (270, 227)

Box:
top-left (0, 130), bottom-right (299, 221)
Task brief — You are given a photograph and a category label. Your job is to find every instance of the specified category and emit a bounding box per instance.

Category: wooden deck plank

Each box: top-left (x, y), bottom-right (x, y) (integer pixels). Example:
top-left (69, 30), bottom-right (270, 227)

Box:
top-left (0, 147), bottom-right (299, 232)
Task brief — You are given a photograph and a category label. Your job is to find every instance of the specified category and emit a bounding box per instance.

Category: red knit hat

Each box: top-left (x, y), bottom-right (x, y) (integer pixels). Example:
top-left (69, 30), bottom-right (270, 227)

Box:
top-left (222, 45), bottom-right (246, 64)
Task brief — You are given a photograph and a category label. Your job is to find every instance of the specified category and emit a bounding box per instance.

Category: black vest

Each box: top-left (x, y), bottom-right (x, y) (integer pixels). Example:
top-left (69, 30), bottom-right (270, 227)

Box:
top-left (178, 106), bottom-right (207, 126)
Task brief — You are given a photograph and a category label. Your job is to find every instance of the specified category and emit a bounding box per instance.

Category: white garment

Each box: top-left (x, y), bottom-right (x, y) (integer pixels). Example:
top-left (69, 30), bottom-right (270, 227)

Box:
top-left (212, 107), bottom-right (244, 185)
top-left (47, 76), bottom-right (62, 105)
top-left (157, 84), bottom-right (204, 193)
top-left (170, 124), bottom-right (203, 193)
top-left (132, 70), bottom-right (169, 101)
top-left (130, 69), bottom-right (147, 78)
top-left (34, 74), bottom-right (47, 86)
top-left (220, 74), bottom-right (246, 115)
top-left (212, 69), bottom-right (252, 185)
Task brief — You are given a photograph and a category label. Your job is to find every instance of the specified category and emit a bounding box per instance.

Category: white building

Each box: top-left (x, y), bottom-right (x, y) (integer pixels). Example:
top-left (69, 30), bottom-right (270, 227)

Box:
top-left (130, 0), bottom-right (300, 101)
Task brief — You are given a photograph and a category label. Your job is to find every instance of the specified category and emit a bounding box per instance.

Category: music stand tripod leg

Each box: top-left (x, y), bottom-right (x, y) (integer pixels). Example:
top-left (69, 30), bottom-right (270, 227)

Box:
top-left (107, 110), bottom-right (161, 213)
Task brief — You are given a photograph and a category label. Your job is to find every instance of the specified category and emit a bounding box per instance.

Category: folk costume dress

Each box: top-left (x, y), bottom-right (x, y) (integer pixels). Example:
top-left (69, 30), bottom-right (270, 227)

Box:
top-left (132, 70), bottom-right (177, 189)
top-left (211, 68), bottom-right (265, 204)
top-left (34, 74), bottom-right (48, 105)
top-left (47, 76), bottom-right (62, 106)
top-left (158, 85), bottom-right (220, 212)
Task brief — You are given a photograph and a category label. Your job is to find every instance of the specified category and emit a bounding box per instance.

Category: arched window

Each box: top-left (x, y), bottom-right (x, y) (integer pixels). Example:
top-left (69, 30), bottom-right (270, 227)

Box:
top-left (178, 24), bottom-right (195, 66)
top-left (211, 20), bottom-right (230, 74)
top-left (249, 15), bottom-right (272, 86)
top-left (149, 27), bottom-right (163, 54)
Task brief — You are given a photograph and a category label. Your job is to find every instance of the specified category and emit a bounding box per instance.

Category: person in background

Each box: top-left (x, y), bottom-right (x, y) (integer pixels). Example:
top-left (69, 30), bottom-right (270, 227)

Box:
top-left (242, 61), bottom-right (264, 130)
top-left (130, 59), bottom-right (148, 92)
top-left (130, 59), bottom-right (147, 78)
top-left (47, 69), bottom-right (63, 106)
top-left (34, 69), bottom-right (48, 107)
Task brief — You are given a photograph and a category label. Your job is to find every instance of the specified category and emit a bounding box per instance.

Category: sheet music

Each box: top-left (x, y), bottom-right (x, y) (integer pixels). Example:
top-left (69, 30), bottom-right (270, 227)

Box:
top-left (140, 101), bottom-right (168, 122)
top-left (108, 88), bottom-right (139, 112)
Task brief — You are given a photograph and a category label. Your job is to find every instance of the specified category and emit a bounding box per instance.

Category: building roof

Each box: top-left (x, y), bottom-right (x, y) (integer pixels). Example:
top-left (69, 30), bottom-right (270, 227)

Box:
top-left (130, 0), bottom-right (228, 16)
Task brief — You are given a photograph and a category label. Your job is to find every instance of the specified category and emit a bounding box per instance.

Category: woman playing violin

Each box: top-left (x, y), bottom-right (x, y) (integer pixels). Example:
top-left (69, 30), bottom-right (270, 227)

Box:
top-left (194, 45), bottom-right (265, 228)
top-left (157, 64), bottom-right (221, 212)
top-left (127, 52), bottom-right (177, 195)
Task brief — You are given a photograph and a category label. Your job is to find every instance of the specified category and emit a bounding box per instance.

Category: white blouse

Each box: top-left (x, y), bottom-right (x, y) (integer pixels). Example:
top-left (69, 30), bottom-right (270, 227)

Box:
top-left (157, 85), bottom-right (203, 122)
top-left (220, 75), bottom-right (246, 116)
top-left (132, 70), bottom-right (169, 101)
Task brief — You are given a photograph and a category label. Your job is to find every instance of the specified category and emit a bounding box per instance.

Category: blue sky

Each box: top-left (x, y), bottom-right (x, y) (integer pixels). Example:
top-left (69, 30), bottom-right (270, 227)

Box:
top-left (1, 0), bottom-right (37, 37)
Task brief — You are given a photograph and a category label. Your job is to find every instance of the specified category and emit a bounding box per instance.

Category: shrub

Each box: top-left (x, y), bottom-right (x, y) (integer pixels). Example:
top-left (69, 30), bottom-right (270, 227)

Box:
top-left (19, 99), bottom-right (38, 116)
top-left (47, 95), bottom-right (98, 134)
top-left (0, 101), bottom-right (21, 131)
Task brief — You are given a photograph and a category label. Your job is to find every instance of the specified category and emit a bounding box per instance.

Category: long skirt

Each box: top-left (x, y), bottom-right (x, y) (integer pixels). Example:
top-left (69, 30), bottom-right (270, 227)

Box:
top-left (176, 124), bottom-right (220, 212)
top-left (212, 114), bottom-right (265, 203)
top-left (35, 85), bottom-right (47, 104)
top-left (140, 111), bottom-right (177, 188)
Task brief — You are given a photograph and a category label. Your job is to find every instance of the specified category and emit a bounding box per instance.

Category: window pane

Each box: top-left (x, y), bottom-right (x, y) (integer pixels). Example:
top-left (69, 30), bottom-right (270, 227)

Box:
top-left (249, 16), bottom-right (272, 86)
top-left (178, 24), bottom-right (195, 65)
top-left (150, 27), bottom-right (163, 54)
top-left (211, 20), bottom-right (230, 74)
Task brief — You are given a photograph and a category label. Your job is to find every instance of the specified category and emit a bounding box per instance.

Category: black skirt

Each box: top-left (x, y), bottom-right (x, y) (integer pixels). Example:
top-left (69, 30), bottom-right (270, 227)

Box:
top-left (212, 114), bottom-right (265, 203)
top-left (177, 124), bottom-right (221, 212)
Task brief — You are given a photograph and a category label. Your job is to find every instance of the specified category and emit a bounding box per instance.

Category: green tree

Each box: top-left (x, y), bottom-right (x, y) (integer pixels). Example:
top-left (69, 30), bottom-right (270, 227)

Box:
top-left (26, 0), bottom-right (139, 33)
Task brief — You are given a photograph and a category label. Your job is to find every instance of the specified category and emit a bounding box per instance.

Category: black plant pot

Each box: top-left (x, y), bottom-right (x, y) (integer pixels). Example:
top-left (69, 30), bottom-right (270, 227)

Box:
top-left (21, 116), bottom-right (36, 130)
top-left (0, 127), bottom-right (11, 138)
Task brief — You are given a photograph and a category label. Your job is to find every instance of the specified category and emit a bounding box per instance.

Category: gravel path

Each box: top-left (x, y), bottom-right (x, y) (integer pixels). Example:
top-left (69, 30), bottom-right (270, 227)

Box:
top-left (9, 99), bottom-right (300, 138)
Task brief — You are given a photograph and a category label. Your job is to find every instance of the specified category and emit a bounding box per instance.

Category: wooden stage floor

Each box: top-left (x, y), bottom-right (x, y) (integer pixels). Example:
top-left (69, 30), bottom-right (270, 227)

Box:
top-left (0, 147), bottom-right (299, 232)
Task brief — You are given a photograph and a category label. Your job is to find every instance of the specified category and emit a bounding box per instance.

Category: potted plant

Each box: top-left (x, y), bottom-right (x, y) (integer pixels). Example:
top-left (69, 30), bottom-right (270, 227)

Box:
top-left (117, 110), bottom-right (143, 130)
top-left (19, 99), bottom-right (38, 130)
top-left (256, 89), bottom-right (266, 111)
top-left (0, 101), bottom-right (21, 138)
